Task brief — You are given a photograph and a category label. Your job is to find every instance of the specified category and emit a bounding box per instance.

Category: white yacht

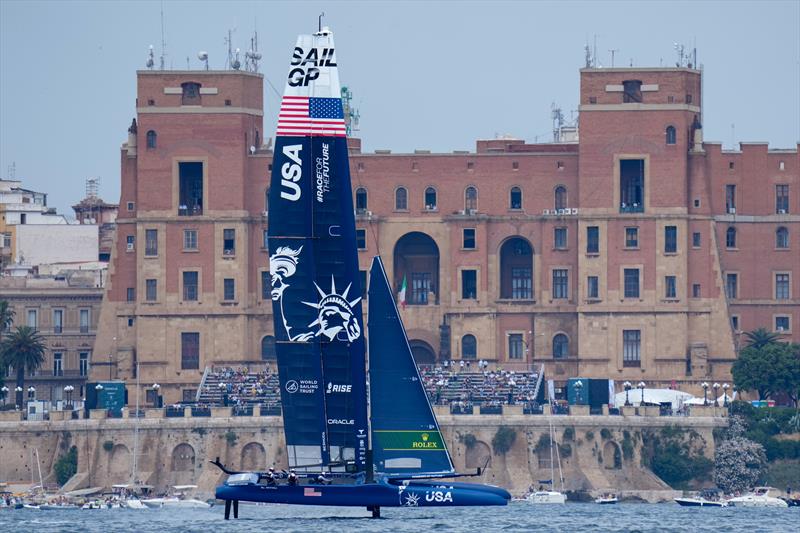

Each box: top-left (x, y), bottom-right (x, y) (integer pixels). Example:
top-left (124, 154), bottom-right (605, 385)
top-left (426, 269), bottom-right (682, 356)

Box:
top-left (726, 487), bottom-right (788, 507)
top-left (527, 490), bottom-right (567, 504)
top-left (675, 489), bottom-right (726, 507)
top-left (527, 395), bottom-right (566, 505)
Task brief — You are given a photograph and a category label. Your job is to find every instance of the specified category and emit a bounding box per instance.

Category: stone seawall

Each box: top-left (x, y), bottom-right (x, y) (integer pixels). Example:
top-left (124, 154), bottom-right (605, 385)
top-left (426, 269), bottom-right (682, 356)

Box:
top-left (0, 413), bottom-right (727, 499)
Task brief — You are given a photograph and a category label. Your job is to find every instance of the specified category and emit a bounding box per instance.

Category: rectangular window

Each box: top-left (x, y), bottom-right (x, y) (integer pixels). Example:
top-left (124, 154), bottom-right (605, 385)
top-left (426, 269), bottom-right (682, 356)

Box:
top-left (127, 201), bottom-right (134, 211)
top-left (775, 316), bottom-right (790, 332)
top-left (223, 228), bottom-right (235, 255)
top-left (356, 229), bottom-right (366, 250)
top-left (146, 279), bottom-right (157, 301)
top-left (181, 332), bottom-right (200, 370)
top-left (223, 278), bottom-right (235, 301)
top-left (126, 235), bottom-right (135, 251)
top-left (53, 353), bottom-right (63, 377)
top-left (776, 273), bottom-right (790, 300)
top-left (587, 276), bottom-right (599, 299)
top-left (725, 273), bottom-right (738, 299)
top-left (586, 226), bottom-right (599, 254)
top-left (80, 309), bottom-right (89, 333)
top-left (461, 269), bottom-right (477, 299)
top-left (261, 271), bottom-right (270, 300)
top-left (731, 316), bottom-right (740, 331)
top-left (79, 352), bottom-right (89, 377)
top-left (620, 159), bottom-right (644, 212)
top-left (692, 232), bottom-right (701, 248)
top-left (183, 229), bottom-right (198, 250)
top-left (27, 309), bottom-right (38, 329)
top-left (127, 287), bottom-right (136, 302)
top-left (53, 309), bottom-right (63, 334)
top-left (552, 269), bottom-right (568, 299)
top-left (183, 271), bottom-right (199, 301)
top-left (145, 229), bottom-right (158, 256)
top-left (623, 330), bottom-right (641, 367)
top-left (625, 227), bottom-right (639, 248)
top-left (360, 270), bottom-right (367, 300)
top-left (178, 161), bottom-right (203, 216)
top-left (508, 333), bottom-right (524, 360)
top-left (692, 283), bottom-right (701, 298)
top-left (182, 389), bottom-right (197, 403)
top-left (725, 184), bottom-right (736, 213)
top-left (512, 268), bottom-right (533, 299)
top-left (410, 272), bottom-right (431, 305)
top-left (262, 229), bottom-right (269, 251)
top-left (554, 227), bottom-right (567, 249)
top-left (664, 226), bottom-right (677, 254)
top-left (624, 268), bottom-right (640, 298)
top-left (463, 228), bottom-right (476, 249)
top-left (776, 184), bottom-right (789, 214)
top-left (665, 275), bottom-right (677, 299)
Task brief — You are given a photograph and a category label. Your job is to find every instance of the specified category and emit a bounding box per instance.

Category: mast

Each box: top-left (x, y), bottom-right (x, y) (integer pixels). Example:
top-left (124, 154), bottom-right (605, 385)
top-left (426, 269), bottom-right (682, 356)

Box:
top-left (131, 362), bottom-right (140, 485)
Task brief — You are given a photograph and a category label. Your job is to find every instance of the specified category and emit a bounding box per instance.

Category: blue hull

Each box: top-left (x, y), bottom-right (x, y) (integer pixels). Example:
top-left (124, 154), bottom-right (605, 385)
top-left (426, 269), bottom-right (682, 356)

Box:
top-left (216, 481), bottom-right (509, 508)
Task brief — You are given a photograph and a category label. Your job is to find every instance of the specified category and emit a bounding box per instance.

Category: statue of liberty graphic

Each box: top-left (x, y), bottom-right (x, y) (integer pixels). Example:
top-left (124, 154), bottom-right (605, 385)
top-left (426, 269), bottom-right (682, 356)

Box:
top-left (269, 246), bottom-right (362, 343)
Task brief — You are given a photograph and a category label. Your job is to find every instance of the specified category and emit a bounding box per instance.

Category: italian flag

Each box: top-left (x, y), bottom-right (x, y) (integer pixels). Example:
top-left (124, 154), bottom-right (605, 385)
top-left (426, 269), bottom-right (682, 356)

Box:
top-left (398, 275), bottom-right (407, 309)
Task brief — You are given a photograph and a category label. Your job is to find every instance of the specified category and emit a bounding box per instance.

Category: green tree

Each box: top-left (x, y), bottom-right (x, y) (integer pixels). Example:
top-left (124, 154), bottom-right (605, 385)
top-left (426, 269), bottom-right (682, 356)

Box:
top-left (0, 326), bottom-right (46, 408)
top-left (743, 327), bottom-right (780, 349)
top-left (732, 341), bottom-right (800, 402)
top-left (0, 300), bottom-right (14, 334)
top-left (54, 446), bottom-right (78, 486)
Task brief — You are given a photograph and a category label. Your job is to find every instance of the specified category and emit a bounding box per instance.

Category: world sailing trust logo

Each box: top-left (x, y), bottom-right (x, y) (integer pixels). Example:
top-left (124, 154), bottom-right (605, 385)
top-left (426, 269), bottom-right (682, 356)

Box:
top-left (269, 246), bottom-right (361, 342)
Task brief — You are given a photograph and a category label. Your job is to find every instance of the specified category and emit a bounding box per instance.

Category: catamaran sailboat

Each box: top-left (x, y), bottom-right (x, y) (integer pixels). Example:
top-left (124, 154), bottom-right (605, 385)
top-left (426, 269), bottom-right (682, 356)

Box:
top-left (214, 25), bottom-right (510, 518)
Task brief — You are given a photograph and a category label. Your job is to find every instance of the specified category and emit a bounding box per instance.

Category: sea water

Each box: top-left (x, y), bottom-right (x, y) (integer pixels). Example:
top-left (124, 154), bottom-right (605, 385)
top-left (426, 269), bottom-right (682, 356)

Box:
top-left (1, 502), bottom-right (797, 532)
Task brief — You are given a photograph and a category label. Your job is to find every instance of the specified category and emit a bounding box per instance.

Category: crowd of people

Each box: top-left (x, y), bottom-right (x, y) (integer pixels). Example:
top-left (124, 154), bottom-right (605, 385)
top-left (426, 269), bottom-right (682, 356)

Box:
top-left (418, 362), bottom-right (541, 407)
top-left (199, 365), bottom-right (280, 407)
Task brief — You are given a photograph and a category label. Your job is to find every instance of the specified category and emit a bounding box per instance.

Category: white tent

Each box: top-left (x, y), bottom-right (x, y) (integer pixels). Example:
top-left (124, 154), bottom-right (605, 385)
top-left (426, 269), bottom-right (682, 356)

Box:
top-left (684, 394), bottom-right (733, 406)
top-left (612, 388), bottom-right (694, 409)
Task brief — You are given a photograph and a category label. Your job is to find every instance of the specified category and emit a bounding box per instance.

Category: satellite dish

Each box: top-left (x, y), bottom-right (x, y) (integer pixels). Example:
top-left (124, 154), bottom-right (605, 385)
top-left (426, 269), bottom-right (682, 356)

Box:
top-left (198, 51), bottom-right (208, 61)
top-left (249, 146), bottom-right (256, 154)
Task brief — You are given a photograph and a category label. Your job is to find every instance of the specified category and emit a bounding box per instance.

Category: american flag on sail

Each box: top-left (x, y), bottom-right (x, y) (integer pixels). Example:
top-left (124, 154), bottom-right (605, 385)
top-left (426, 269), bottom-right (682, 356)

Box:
top-left (303, 487), bottom-right (322, 497)
top-left (277, 96), bottom-right (347, 137)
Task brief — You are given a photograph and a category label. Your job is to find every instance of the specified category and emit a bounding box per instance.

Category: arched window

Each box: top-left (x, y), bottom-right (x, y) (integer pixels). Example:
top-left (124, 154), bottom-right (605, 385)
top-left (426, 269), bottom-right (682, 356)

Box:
top-left (464, 186), bottom-right (477, 212)
top-left (554, 186), bottom-right (567, 210)
top-left (776, 227), bottom-right (789, 249)
top-left (462, 334), bottom-right (477, 360)
top-left (395, 187), bottom-right (408, 210)
top-left (726, 227), bottom-right (737, 248)
top-left (510, 186), bottom-right (522, 209)
top-left (665, 125), bottom-right (676, 145)
top-left (146, 130), bottom-right (157, 149)
top-left (553, 334), bottom-right (569, 359)
top-left (261, 335), bottom-right (276, 360)
top-left (355, 187), bottom-right (368, 213)
top-left (424, 187), bottom-right (437, 210)
top-left (181, 82), bottom-right (201, 105)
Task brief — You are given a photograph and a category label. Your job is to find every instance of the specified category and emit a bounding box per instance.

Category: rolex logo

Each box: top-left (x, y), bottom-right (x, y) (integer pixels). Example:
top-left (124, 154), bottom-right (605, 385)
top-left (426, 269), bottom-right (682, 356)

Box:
top-left (422, 433), bottom-right (429, 442)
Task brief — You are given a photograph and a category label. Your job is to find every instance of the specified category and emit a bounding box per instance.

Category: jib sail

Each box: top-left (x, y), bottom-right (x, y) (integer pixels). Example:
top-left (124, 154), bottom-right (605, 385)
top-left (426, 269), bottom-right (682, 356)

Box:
top-left (268, 28), bottom-right (368, 472)
top-left (368, 257), bottom-right (455, 476)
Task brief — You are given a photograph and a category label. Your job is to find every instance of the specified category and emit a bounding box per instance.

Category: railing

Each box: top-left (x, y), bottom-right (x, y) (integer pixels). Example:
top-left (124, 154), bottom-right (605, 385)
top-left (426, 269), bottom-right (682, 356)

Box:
top-left (523, 403), bottom-right (544, 415)
top-left (191, 406), bottom-right (211, 417)
top-left (259, 404), bottom-right (281, 416)
top-left (165, 406), bottom-right (185, 418)
top-left (233, 405), bottom-right (253, 417)
top-left (450, 404), bottom-right (474, 415)
top-left (197, 366), bottom-right (210, 403)
top-left (479, 405), bottom-right (503, 415)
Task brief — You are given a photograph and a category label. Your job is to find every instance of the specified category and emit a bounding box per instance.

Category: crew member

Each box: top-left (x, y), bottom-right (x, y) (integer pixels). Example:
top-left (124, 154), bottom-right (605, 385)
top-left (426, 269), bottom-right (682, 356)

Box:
top-left (266, 467), bottom-right (277, 486)
top-left (287, 469), bottom-right (299, 486)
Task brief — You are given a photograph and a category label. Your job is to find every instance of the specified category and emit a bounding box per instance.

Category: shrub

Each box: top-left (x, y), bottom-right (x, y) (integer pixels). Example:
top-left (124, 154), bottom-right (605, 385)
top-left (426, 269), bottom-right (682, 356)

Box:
top-left (491, 426), bottom-right (516, 455)
top-left (600, 428), bottom-right (612, 440)
top-left (622, 436), bottom-right (635, 461)
top-left (559, 443), bottom-right (572, 458)
top-left (54, 446), bottom-right (78, 485)
top-left (563, 427), bottom-right (574, 441)
top-left (225, 431), bottom-right (238, 446)
top-left (102, 440), bottom-right (114, 452)
top-left (585, 431), bottom-right (594, 441)
top-left (714, 436), bottom-right (767, 493)
top-left (459, 433), bottom-right (478, 450)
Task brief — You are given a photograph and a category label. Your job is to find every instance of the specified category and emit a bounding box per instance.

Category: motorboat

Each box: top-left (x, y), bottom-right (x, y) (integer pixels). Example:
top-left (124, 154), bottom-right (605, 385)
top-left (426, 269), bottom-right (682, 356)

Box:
top-left (675, 489), bottom-right (727, 507)
top-left (526, 491), bottom-right (567, 504)
top-left (595, 494), bottom-right (619, 504)
top-left (40, 503), bottom-right (80, 510)
top-left (142, 485), bottom-right (210, 509)
top-left (123, 498), bottom-right (147, 509)
top-left (726, 487), bottom-right (788, 507)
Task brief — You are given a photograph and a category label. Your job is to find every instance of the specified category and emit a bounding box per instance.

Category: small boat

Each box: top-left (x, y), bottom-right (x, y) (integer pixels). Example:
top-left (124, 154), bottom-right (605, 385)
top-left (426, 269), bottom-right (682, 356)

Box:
top-left (675, 488), bottom-right (726, 507)
top-left (595, 494), bottom-right (618, 504)
top-left (526, 491), bottom-right (567, 504)
top-left (40, 503), bottom-right (80, 510)
top-left (726, 487), bottom-right (789, 507)
top-left (123, 498), bottom-right (147, 509)
top-left (142, 485), bottom-right (210, 509)
top-left (23, 503), bottom-right (40, 509)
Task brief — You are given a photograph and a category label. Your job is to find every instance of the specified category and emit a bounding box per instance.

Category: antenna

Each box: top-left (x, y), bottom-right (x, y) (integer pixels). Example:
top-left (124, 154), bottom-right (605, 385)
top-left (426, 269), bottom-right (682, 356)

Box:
top-left (584, 44), bottom-right (592, 68)
top-left (551, 103), bottom-right (564, 143)
top-left (86, 178), bottom-right (99, 200)
top-left (245, 30), bottom-right (261, 72)
top-left (198, 51), bottom-right (209, 70)
top-left (318, 12), bottom-right (325, 32)
top-left (7, 161), bottom-right (16, 180)
top-left (341, 86), bottom-right (360, 136)
top-left (608, 48), bottom-right (619, 67)
top-left (146, 45), bottom-right (155, 69)
top-left (225, 28), bottom-right (237, 69)
top-left (232, 48), bottom-right (241, 70)
top-left (159, 0), bottom-right (167, 70)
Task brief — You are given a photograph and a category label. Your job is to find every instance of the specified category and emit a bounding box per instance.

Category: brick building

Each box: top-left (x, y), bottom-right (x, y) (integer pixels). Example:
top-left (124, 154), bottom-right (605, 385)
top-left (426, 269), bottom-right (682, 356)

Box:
top-left (94, 67), bottom-right (798, 404)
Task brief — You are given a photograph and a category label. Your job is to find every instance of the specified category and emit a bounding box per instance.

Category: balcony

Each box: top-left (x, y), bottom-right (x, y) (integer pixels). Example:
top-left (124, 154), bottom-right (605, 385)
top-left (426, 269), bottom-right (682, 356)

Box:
top-left (619, 203), bottom-right (644, 214)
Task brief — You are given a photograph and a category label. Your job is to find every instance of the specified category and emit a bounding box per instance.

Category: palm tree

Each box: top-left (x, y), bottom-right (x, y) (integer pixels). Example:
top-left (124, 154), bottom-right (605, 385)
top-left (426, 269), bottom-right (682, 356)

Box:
top-left (0, 326), bottom-right (46, 408)
top-left (743, 327), bottom-right (781, 349)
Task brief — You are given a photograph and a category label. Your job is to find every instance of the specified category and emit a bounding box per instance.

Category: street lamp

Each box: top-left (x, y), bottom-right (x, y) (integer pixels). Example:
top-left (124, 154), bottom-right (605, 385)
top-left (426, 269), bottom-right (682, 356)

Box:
top-left (64, 385), bottom-right (74, 409)
top-left (1, 386), bottom-right (8, 406)
top-left (701, 382), bottom-right (709, 406)
top-left (27, 386), bottom-right (36, 401)
top-left (573, 380), bottom-right (583, 405)
top-left (722, 383), bottom-right (730, 407)
top-left (712, 383), bottom-right (720, 407)
top-left (623, 381), bottom-right (632, 406)
top-left (637, 381), bottom-right (646, 405)
top-left (15, 386), bottom-right (22, 409)
top-left (152, 383), bottom-right (161, 408)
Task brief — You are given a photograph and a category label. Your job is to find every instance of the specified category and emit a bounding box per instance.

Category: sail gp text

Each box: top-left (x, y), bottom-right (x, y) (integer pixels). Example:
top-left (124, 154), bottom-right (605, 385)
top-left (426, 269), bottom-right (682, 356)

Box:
top-left (315, 143), bottom-right (330, 203)
top-left (288, 47), bottom-right (336, 87)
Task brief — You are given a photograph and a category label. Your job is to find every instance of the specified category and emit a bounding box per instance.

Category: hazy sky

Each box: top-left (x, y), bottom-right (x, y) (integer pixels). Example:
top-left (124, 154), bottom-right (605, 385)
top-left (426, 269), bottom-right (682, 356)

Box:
top-left (1, 0), bottom-right (798, 216)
